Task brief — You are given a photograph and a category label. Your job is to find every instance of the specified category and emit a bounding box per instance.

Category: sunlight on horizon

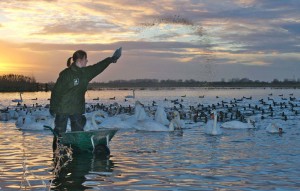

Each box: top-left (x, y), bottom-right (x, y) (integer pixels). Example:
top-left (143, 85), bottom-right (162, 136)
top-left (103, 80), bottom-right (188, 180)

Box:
top-left (0, 0), bottom-right (299, 82)
top-left (0, 62), bottom-right (15, 75)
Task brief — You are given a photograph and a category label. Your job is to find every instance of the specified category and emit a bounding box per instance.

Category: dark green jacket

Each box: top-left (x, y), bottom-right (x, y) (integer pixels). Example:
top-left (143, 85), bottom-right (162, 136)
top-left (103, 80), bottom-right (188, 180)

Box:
top-left (50, 57), bottom-right (113, 115)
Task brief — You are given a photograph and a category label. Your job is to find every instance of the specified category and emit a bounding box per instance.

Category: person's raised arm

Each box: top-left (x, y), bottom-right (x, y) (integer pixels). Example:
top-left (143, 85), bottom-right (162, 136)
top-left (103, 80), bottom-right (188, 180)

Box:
top-left (85, 47), bottom-right (122, 81)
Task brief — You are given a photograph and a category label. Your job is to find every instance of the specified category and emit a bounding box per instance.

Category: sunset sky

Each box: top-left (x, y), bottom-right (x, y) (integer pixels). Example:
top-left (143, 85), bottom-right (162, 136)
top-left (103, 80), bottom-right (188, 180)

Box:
top-left (0, 0), bottom-right (299, 83)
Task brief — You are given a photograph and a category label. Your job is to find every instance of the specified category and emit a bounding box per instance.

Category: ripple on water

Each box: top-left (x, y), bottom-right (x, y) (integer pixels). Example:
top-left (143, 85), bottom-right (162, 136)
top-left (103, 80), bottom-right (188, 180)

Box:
top-left (0, 122), bottom-right (54, 190)
top-left (1, 89), bottom-right (300, 190)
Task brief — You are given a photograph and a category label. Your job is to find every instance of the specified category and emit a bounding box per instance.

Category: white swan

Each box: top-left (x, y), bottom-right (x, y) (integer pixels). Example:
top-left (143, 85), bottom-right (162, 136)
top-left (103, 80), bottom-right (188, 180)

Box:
top-left (133, 113), bottom-right (178, 132)
top-left (171, 111), bottom-right (184, 130)
top-left (133, 108), bottom-right (180, 132)
top-left (8, 109), bottom-right (19, 120)
top-left (84, 111), bottom-right (106, 131)
top-left (0, 112), bottom-right (11, 121)
top-left (130, 101), bottom-right (175, 132)
top-left (88, 110), bottom-right (133, 130)
top-left (221, 118), bottom-right (255, 129)
top-left (205, 110), bottom-right (222, 135)
top-left (12, 92), bottom-right (23, 103)
top-left (16, 115), bottom-right (54, 130)
top-left (125, 89), bottom-right (135, 99)
top-left (134, 100), bottom-right (150, 121)
top-left (154, 105), bottom-right (170, 126)
top-left (133, 119), bottom-right (175, 132)
top-left (266, 123), bottom-right (284, 133)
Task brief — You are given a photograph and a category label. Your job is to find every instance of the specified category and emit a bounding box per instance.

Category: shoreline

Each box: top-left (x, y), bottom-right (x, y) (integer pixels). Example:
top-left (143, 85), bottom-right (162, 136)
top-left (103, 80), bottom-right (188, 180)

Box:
top-left (1, 86), bottom-right (300, 93)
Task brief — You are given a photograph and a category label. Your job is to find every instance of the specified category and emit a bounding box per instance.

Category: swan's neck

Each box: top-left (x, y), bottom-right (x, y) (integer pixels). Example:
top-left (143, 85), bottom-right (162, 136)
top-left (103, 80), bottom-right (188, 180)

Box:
top-left (212, 113), bottom-right (218, 134)
top-left (169, 120), bottom-right (175, 131)
top-left (213, 113), bottom-right (217, 130)
top-left (114, 106), bottom-right (120, 116)
top-left (92, 112), bottom-right (104, 128)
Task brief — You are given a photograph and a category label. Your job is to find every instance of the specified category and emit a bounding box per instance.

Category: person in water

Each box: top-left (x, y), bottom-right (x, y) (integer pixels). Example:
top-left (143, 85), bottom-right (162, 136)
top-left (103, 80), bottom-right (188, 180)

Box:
top-left (50, 48), bottom-right (122, 136)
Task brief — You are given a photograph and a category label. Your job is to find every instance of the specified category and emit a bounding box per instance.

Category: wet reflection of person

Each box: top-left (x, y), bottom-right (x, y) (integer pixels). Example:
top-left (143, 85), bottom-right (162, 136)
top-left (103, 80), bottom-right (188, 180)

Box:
top-left (51, 151), bottom-right (114, 191)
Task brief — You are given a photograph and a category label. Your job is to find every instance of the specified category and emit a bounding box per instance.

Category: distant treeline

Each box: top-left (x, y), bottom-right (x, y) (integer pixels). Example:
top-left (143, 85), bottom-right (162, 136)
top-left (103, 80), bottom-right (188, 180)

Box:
top-left (0, 74), bottom-right (48, 92)
top-left (1, 75), bottom-right (300, 92)
top-left (88, 78), bottom-right (300, 89)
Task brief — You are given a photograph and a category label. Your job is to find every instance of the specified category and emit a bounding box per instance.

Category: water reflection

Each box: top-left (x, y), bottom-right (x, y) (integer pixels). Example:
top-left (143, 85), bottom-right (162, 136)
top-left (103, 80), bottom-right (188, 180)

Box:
top-left (1, 89), bottom-right (300, 190)
top-left (52, 153), bottom-right (114, 191)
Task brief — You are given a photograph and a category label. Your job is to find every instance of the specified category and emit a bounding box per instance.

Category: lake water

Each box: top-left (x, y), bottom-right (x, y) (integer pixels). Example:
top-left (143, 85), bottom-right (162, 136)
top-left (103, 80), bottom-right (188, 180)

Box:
top-left (1, 88), bottom-right (300, 191)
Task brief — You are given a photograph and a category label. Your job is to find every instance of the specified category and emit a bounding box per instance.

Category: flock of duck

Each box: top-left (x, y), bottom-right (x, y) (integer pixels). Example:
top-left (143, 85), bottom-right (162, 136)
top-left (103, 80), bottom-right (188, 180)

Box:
top-left (0, 92), bottom-right (299, 135)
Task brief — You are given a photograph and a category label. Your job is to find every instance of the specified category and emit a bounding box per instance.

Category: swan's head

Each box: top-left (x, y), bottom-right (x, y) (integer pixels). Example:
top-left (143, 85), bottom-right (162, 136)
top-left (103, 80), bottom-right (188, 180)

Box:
top-left (210, 110), bottom-right (217, 119)
top-left (91, 111), bottom-right (105, 127)
top-left (173, 111), bottom-right (180, 118)
top-left (135, 100), bottom-right (144, 107)
top-left (247, 118), bottom-right (256, 126)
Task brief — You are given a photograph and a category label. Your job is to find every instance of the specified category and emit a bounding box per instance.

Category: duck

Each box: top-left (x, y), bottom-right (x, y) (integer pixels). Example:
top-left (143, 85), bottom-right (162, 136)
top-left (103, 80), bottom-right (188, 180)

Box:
top-left (109, 96), bottom-right (116, 100)
top-left (93, 97), bottom-right (99, 101)
top-left (221, 118), bottom-right (255, 129)
top-left (205, 110), bottom-right (222, 135)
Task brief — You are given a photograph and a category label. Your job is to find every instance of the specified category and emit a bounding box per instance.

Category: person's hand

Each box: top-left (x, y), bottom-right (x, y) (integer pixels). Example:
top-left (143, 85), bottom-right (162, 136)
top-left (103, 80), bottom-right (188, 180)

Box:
top-left (111, 57), bottom-right (118, 63)
top-left (111, 47), bottom-right (122, 63)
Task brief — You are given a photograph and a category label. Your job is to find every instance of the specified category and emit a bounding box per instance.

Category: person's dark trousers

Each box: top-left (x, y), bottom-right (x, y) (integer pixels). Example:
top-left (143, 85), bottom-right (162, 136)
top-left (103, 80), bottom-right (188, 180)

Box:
top-left (53, 114), bottom-right (86, 151)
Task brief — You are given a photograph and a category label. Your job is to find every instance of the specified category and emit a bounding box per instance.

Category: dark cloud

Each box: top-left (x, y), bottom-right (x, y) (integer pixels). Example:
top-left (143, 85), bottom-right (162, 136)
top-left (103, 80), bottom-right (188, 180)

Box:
top-left (281, 22), bottom-right (300, 35)
top-left (220, 28), bottom-right (300, 54)
top-left (256, 0), bottom-right (300, 10)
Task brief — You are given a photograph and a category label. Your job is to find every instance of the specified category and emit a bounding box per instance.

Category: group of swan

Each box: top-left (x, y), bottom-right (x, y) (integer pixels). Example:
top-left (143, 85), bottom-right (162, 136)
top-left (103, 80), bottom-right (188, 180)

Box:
top-left (204, 110), bottom-right (284, 136)
top-left (133, 110), bottom-right (183, 132)
top-left (6, 101), bottom-right (285, 135)
top-left (131, 101), bottom-right (184, 131)
top-left (85, 101), bottom-right (184, 132)
top-left (16, 115), bottom-right (54, 130)
top-left (15, 108), bottom-right (54, 130)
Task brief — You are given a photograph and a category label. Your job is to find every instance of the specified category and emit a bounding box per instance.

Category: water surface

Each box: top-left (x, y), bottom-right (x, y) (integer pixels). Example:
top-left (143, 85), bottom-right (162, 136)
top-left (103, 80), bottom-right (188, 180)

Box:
top-left (1, 88), bottom-right (300, 190)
